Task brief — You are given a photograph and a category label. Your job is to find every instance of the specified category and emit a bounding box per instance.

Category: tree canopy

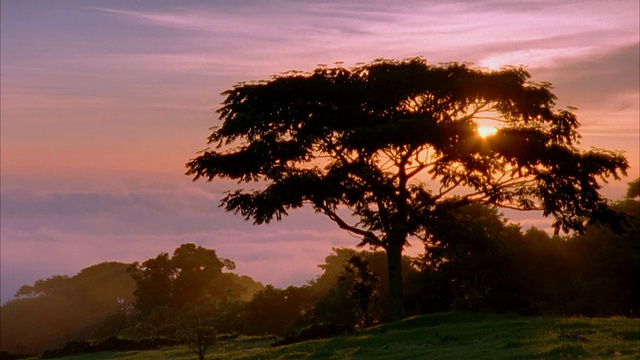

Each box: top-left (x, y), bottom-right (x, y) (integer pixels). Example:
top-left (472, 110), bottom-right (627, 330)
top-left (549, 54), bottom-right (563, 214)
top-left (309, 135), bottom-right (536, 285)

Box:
top-left (626, 177), bottom-right (639, 199)
top-left (2, 262), bottom-right (136, 354)
top-left (186, 57), bottom-right (628, 320)
top-left (129, 243), bottom-right (236, 313)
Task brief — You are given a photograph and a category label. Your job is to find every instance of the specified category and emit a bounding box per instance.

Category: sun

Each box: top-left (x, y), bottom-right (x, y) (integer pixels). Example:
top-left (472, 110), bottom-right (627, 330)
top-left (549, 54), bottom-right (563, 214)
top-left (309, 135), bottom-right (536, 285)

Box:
top-left (477, 126), bottom-right (498, 138)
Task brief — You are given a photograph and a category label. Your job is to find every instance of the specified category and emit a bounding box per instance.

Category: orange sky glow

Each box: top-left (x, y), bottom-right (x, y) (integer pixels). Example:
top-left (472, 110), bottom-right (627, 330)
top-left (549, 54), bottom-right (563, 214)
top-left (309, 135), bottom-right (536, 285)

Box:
top-left (1, 0), bottom-right (638, 303)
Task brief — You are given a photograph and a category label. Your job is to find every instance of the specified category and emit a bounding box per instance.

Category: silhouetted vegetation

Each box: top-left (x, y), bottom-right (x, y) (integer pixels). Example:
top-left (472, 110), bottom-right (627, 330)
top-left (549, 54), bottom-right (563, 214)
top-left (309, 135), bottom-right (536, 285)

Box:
top-left (128, 243), bottom-right (237, 314)
top-left (186, 58), bottom-right (628, 320)
top-left (0, 262), bottom-right (136, 355)
top-left (121, 244), bottom-right (264, 341)
top-left (271, 322), bottom-right (353, 347)
top-left (176, 316), bottom-right (217, 360)
top-left (39, 337), bottom-right (178, 359)
top-left (408, 195), bottom-right (639, 317)
top-left (2, 181), bottom-right (637, 357)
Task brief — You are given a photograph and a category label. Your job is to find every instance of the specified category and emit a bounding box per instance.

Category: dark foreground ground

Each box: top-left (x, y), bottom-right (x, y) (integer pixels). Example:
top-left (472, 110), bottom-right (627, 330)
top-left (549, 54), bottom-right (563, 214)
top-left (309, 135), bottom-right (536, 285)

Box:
top-left (12, 312), bottom-right (640, 359)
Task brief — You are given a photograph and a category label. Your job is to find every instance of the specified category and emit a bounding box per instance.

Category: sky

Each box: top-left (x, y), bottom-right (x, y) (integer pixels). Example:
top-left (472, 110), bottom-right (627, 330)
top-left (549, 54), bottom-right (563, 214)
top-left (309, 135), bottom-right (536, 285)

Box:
top-left (1, 0), bottom-right (638, 304)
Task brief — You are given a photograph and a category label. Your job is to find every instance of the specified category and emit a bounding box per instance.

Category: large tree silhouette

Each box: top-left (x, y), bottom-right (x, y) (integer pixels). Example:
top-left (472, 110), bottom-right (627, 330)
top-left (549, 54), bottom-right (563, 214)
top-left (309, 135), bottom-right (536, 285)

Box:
top-left (187, 58), bottom-right (628, 320)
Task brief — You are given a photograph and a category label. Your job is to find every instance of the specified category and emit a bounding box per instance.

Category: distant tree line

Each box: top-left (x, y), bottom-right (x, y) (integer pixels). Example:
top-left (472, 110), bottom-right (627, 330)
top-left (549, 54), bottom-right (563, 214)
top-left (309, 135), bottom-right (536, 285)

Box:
top-left (0, 262), bottom-right (136, 356)
top-left (1, 181), bottom-right (637, 357)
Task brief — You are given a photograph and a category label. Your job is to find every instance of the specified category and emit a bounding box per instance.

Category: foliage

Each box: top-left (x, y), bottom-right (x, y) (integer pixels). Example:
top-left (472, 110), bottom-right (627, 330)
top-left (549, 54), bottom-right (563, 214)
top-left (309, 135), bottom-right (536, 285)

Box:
top-left (0, 262), bottom-right (136, 355)
top-left (176, 316), bottom-right (217, 360)
top-left (561, 197), bottom-right (639, 316)
top-left (186, 57), bottom-right (628, 320)
top-left (128, 253), bottom-right (173, 313)
top-left (308, 247), bottom-right (356, 296)
top-left (235, 248), bottom-right (406, 336)
top-left (409, 194), bottom-right (639, 317)
top-left (506, 196), bottom-right (639, 317)
top-left (123, 244), bottom-right (262, 340)
top-left (15, 275), bottom-right (71, 298)
top-left (338, 253), bottom-right (383, 327)
top-left (128, 243), bottom-right (236, 314)
top-left (314, 250), bottom-right (387, 327)
top-left (239, 285), bottom-right (316, 336)
top-left (415, 203), bottom-right (521, 312)
top-left (625, 177), bottom-right (639, 199)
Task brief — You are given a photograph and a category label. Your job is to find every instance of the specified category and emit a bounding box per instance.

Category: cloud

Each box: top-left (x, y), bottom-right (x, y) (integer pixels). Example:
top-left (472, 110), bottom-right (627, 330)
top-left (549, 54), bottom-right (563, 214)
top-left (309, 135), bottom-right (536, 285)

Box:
top-left (535, 43), bottom-right (639, 104)
top-left (0, 186), bottom-right (231, 236)
top-left (0, 216), bottom-right (356, 304)
top-left (475, 41), bottom-right (640, 164)
top-left (0, 179), bottom-right (360, 303)
top-left (0, 226), bottom-right (355, 302)
top-left (0, 173), bottom-right (558, 303)
top-left (479, 47), bottom-right (596, 69)
top-left (81, 1), bottom-right (638, 82)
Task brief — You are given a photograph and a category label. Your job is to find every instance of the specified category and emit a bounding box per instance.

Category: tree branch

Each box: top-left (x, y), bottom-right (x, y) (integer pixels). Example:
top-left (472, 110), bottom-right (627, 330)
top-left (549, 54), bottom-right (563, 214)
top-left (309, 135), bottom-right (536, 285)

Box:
top-left (317, 204), bottom-right (385, 248)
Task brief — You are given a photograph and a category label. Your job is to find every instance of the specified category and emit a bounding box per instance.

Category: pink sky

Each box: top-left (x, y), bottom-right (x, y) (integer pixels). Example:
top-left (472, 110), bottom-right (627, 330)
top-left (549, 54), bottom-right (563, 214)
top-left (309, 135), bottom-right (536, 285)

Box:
top-left (1, 0), bottom-right (638, 303)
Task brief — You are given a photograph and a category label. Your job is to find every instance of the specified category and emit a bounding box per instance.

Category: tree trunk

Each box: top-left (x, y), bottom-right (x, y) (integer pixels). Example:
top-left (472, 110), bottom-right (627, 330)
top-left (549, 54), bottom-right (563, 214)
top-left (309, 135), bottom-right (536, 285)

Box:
top-left (386, 243), bottom-right (405, 321)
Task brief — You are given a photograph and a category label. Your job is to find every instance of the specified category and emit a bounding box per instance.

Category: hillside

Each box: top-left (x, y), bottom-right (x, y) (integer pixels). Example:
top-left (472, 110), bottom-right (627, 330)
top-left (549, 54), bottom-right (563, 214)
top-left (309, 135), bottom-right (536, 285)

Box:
top-left (25, 312), bottom-right (640, 359)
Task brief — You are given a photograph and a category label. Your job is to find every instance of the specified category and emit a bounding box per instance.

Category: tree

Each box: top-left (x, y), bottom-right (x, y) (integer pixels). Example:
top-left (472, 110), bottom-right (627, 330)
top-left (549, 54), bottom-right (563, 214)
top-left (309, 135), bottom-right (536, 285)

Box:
top-left (423, 203), bottom-right (519, 311)
top-left (338, 253), bottom-right (383, 327)
top-left (509, 227), bottom-right (571, 314)
top-left (15, 275), bottom-right (70, 298)
top-left (309, 248), bottom-right (357, 296)
top-left (129, 244), bottom-right (235, 314)
top-left (186, 58), bottom-right (628, 320)
top-left (179, 315), bottom-right (217, 360)
top-left (625, 177), bottom-right (639, 199)
top-left (2, 262), bottom-right (136, 354)
top-left (129, 252), bottom-right (174, 314)
top-left (171, 243), bottom-right (235, 308)
top-left (561, 184), bottom-right (639, 316)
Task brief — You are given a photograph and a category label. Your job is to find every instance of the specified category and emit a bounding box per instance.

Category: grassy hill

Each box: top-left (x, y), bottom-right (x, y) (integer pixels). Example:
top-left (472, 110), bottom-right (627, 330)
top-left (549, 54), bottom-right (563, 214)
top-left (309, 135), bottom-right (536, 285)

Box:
top-left (23, 312), bottom-right (640, 359)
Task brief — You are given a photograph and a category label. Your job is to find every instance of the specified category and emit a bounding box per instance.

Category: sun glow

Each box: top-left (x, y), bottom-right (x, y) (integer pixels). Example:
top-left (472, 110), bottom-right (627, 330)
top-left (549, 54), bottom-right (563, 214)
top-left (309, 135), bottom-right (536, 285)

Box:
top-left (477, 126), bottom-right (498, 138)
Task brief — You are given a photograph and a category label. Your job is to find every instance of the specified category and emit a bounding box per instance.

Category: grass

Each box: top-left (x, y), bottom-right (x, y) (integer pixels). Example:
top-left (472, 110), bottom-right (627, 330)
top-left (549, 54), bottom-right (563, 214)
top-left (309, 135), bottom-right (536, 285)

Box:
top-left (25, 312), bottom-right (640, 359)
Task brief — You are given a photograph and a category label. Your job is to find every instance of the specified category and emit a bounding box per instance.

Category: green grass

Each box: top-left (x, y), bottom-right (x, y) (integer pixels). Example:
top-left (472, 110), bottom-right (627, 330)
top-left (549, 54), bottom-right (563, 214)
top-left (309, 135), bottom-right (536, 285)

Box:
top-left (29, 312), bottom-right (640, 359)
